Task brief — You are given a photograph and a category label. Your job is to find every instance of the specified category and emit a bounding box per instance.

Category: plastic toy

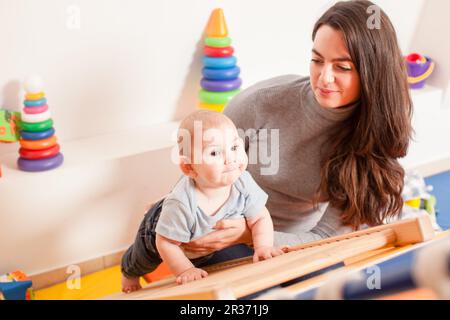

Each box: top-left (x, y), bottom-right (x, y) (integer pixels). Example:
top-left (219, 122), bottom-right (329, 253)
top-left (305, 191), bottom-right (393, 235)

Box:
top-left (0, 270), bottom-right (35, 300)
top-left (19, 135), bottom-right (57, 150)
top-left (17, 152), bottom-right (64, 172)
top-left (21, 109), bottom-right (52, 123)
top-left (199, 88), bottom-right (240, 105)
top-left (405, 53), bottom-right (435, 89)
top-left (19, 144), bottom-right (60, 159)
top-left (0, 109), bottom-right (21, 142)
top-left (20, 127), bottom-right (55, 140)
top-left (23, 104), bottom-right (49, 114)
top-left (17, 75), bottom-right (63, 172)
top-left (200, 78), bottom-right (242, 92)
top-left (401, 170), bottom-right (441, 231)
top-left (20, 118), bottom-right (54, 132)
top-left (202, 66), bottom-right (240, 80)
top-left (198, 8), bottom-right (242, 113)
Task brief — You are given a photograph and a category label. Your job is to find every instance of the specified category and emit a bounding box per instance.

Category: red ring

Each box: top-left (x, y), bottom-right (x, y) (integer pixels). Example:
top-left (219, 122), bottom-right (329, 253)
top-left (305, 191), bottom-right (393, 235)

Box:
top-left (19, 144), bottom-right (60, 160)
top-left (204, 46), bottom-right (234, 57)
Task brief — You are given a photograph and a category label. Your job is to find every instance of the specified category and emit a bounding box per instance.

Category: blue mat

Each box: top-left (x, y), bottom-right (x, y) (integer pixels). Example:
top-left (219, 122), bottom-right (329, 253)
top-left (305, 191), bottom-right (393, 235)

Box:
top-left (425, 171), bottom-right (450, 230)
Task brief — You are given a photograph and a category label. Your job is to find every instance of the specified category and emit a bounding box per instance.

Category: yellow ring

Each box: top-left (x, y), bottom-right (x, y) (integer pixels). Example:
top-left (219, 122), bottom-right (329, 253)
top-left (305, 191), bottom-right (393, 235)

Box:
top-left (198, 102), bottom-right (225, 113)
top-left (408, 62), bottom-right (435, 84)
top-left (25, 92), bottom-right (45, 100)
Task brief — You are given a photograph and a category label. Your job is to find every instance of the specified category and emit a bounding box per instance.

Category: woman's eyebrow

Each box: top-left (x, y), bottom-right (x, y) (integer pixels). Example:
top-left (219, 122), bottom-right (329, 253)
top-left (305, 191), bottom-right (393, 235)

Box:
top-left (312, 48), bottom-right (352, 62)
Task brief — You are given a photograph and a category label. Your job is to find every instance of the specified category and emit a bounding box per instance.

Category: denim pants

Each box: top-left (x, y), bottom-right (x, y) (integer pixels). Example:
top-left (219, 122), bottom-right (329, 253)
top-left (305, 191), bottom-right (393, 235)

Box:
top-left (121, 198), bottom-right (254, 278)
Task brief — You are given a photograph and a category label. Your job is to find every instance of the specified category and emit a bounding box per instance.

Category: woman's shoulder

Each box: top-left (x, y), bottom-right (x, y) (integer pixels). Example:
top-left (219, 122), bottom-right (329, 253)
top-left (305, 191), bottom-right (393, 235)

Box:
top-left (242, 74), bottom-right (310, 98)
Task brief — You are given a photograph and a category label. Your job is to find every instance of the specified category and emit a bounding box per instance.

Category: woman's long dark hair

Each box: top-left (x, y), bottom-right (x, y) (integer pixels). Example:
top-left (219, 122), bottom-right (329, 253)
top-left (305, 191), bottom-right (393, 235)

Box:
top-left (313, 0), bottom-right (413, 229)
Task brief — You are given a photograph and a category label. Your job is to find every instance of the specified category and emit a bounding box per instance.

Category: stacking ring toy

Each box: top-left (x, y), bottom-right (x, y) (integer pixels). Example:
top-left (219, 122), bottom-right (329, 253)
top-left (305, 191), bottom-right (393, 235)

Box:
top-left (25, 92), bottom-right (45, 100)
top-left (204, 37), bottom-right (232, 48)
top-left (17, 153), bottom-right (64, 172)
top-left (203, 56), bottom-right (237, 69)
top-left (204, 46), bottom-right (234, 57)
top-left (20, 119), bottom-right (53, 132)
top-left (20, 136), bottom-right (57, 150)
top-left (20, 128), bottom-right (55, 141)
top-left (201, 78), bottom-right (242, 92)
top-left (202, 66), bottom-right (240, 80)
top-left (198, 102), bottom-right (225, 113)
top-left (23, 104), bottom-right (48, 114)
top-left (21, 110), bottom-right (52, 123)
top-left (19, 144), bottom-right (60, 160)
top-left (198, 89), bottom-right (240, 105)
top-left (24, 97), bottom-right (47, 107)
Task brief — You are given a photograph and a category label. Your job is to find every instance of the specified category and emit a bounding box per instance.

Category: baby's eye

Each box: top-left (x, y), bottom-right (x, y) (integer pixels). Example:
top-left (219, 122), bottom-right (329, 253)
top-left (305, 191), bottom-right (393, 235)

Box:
top-left (231, 144), bottom-right (239, 151)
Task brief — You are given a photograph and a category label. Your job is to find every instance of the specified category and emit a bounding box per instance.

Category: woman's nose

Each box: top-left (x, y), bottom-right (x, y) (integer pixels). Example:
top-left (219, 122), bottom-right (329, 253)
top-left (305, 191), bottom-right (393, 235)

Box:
top-left (320, 65), bottom-right (335, 84)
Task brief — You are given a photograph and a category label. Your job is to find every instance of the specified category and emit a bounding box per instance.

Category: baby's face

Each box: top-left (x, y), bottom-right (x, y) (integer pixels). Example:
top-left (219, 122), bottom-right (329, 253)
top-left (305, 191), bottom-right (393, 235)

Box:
top-left (191, 124), bottom-right (248, 188)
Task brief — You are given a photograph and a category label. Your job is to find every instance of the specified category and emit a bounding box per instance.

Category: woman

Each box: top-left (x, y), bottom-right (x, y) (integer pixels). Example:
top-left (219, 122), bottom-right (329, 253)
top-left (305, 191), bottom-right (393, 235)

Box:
top-left (181, 0), bottom-right (412, 259)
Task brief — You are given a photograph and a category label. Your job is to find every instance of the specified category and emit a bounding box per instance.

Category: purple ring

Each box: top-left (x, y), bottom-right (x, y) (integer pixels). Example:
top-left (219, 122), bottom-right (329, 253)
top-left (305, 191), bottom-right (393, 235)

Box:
top-left (18, 153), bottom-right (64, 172)
top-left (200, 78), bottom-right (242, 92)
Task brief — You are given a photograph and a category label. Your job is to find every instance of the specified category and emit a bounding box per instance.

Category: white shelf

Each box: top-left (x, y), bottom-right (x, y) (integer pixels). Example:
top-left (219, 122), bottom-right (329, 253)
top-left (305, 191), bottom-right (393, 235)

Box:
top-left (401, 85), bottom-right (450, 172)
top-left (0, 121), bottom-right (180, 179)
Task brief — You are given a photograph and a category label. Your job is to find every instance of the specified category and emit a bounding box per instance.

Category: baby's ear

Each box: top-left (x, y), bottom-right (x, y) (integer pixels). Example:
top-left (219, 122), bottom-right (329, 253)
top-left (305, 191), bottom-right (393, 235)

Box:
top-left (179, 155), bottom-right (197, 178)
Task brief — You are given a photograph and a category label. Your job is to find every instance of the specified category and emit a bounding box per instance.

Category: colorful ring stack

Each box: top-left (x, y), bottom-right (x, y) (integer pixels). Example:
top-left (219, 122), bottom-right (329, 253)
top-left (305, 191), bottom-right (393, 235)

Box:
top-left (17, 76), bottom-right (64, 172)
top-left (198, 8), bottom-right (241, 113)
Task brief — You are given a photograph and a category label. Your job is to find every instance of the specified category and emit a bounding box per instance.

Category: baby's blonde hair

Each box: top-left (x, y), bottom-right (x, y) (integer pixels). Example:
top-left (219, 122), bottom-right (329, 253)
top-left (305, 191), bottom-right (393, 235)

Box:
top-left (177, 110), bottom-right (236, 160)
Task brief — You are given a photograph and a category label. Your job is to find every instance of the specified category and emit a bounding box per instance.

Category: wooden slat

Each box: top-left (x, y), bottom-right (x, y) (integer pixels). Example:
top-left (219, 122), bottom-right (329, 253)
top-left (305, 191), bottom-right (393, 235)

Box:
top-left (104, 216), bottom-right (434, 300)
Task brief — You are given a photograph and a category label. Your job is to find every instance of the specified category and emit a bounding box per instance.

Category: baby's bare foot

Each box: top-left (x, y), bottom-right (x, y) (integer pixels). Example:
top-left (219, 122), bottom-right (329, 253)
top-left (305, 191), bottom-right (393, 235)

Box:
top-left (121, 274), bottom-right (142, 293)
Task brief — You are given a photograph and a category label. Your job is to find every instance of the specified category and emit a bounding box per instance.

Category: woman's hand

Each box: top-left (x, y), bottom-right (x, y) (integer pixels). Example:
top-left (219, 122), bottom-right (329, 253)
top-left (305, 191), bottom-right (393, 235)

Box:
top-left (181, 218), bottom-right (252, 256)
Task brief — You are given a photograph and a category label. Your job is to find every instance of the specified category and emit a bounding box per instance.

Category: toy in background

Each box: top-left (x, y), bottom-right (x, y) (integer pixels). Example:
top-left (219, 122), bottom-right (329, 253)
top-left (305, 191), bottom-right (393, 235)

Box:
top-left (401, 170), bottom-right (441, 231)
top-left (0, 270), bottom-right (35, 300)
top-left (198, 8), bottom-right (242, 113)
top-left (0, 109), bottom-right (21, 177)
top-left (405, 53), bottom-right (435, 89)
top-left (17, 75), bottom-right (64, 172)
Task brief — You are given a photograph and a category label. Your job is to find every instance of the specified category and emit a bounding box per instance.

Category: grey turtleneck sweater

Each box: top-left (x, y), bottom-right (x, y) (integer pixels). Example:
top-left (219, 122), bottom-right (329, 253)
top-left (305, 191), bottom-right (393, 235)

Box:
top-left (224, 75), bottom-right (358, 246)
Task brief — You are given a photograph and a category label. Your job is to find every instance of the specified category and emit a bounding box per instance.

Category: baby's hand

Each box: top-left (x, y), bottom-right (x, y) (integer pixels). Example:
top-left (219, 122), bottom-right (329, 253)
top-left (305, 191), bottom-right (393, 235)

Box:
top-left (253, 246), bottom-right (284, 262)
top-left (176, 267), bottom-right (208, 285)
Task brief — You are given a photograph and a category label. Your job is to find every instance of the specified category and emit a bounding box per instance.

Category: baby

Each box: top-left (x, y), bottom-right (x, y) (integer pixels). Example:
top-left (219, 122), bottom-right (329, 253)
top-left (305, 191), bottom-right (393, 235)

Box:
top-left (121, 110), bottom-right (283, 293)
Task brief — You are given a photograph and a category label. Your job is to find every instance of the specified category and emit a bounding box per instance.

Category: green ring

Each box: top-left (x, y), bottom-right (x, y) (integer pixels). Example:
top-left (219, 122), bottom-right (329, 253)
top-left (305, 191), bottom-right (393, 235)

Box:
top-left (204, 37), bottom-right (232, 48)
top-left (20, 119), bottom-right (54, 132)
top-left (199, 89), bottom-right (240, 105)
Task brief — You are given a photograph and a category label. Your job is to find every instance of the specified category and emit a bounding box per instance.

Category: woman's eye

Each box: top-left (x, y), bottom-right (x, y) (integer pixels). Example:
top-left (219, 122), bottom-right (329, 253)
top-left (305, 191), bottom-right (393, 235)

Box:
top-left (338, 65), bottom-right (352, 71)
top-left (311, 59), bottom-right (323, 64)
top-left (210, 150), bottom-right (221, 157)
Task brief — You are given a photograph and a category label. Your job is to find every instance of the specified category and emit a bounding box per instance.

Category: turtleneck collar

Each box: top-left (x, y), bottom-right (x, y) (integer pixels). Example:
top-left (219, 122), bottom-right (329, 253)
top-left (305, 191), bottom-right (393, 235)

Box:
top-left (305, 78), bottom-right (359, 123)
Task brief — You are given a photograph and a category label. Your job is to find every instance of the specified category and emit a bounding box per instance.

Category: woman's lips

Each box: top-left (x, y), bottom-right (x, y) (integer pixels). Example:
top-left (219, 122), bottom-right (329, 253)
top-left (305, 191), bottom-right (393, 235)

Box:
top-left (319, 87), bottom-right (339, 94)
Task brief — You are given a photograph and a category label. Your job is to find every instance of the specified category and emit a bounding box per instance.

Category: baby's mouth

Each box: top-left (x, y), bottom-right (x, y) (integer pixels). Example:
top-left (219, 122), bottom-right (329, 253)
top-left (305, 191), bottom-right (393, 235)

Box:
top-left (223, 165), bottom-right (239, 173)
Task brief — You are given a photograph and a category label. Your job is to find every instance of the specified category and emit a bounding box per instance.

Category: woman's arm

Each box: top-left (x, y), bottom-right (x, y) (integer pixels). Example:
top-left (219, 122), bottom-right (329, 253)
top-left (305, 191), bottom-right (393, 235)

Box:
top-left (273, 205), bottom-right (353, 247)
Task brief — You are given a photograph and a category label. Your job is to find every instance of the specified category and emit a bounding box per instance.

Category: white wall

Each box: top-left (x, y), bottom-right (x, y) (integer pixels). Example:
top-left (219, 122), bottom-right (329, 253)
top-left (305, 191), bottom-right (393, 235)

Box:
top-left (2, 0), bottom-right (444, 276)
top-left (0, 0), bottom-right (425, 149)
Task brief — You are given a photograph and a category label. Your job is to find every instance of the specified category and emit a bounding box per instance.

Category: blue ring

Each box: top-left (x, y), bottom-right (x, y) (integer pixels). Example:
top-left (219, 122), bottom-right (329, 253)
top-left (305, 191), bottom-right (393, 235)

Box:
top-left (203, 56), bottom-right (237, 69)
top-left (20, 128), bottom-right (55, 141)
top-left (201, 78), bottom-right (242, 92)
top-left (18, 153), bottom-right (64, 172)
top-left (24, 98), bottom-right (47, 107)
top-left (202, 66), bottom-right (240, 80)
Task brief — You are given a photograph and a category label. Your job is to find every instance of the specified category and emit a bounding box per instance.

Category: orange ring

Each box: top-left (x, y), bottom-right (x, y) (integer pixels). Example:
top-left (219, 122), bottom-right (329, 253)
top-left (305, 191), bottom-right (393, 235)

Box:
top-left (25, 92), bottom-right (45, 100)
top-left (19, 136), bottom-right (57, 150)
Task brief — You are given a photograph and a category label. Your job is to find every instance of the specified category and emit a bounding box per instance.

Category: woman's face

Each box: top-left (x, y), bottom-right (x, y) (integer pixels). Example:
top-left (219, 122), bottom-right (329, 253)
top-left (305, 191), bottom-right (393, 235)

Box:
top-left (310, 25), bottom-right (361, 109)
